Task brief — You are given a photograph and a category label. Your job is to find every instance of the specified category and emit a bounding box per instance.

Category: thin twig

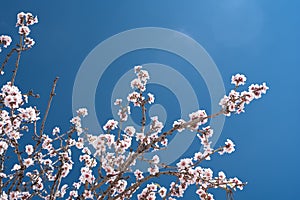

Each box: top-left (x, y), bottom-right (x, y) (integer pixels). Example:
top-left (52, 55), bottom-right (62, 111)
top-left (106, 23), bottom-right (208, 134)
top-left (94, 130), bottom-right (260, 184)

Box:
top-left (11, 35), bottom-right (23, 85)
top-left (39, 77), bottom-right (59, 136)
top-left (0, 48), bottom-right (17, 74)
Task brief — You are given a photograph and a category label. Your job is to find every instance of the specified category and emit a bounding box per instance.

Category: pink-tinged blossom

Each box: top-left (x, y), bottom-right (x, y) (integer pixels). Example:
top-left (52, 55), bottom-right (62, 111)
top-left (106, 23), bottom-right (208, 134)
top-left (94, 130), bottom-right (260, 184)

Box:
top-left (42, 135), bottom-right (53, 150)
top-left (219, 95), bottom-right (229, 109)
top-left (104, 134), bottom-right (115, 147)
top-left (61, 163), bottom-right (73, 178)
top-left (11, 164), bottom-right (21, 171)
top-left (18, 25), bottom-right (30, 36)
top-left (16, 12), bottom-right (38, 27)
top-left (24, 37), bottom-right (35, 48)
top-left (52, 126), bottom-right (60, 135)
top-left (16, 12), bottom-right (26, 26)
top-left (73, 182), bottom-right (81, 190)
top-left (241, 91), bottom-right (254, 104)
top-left (248, 82), bottom-right (269, 99)
top-left (196, 188), bottom-right (214, 200)
top-left (118, 106), bottom-right (130, 122)
top-left (83, 190), bottom-right (93, 199)
top-left (7, 131), bottom-right (21, 140)
top-left (124, 126), bottom-right (135, 137)
top-left (82, 147), bottom-right (91, 155)
top-left (130, 66), bottom-right (150, 92)
top-left (60, 184), bottom-right (68, 198)
top-left (127, 91), bottom-right (142, 106)
top-left (114, 98), bottom-right (122, 105)
top-left (75, 126), bottom-right (83, 135)
top-left (229, 90), bottom-right (239, 100)
top-left (131, 78), bottom-right (145, 91)
top-left (148, 165), bottom-right (159, 175)
top-left (0, 35), bottom-right (12, 48)
top-left (136, 132), bottom-right (145, 142)
top-left (0, 191), bottom-right (8, 199)
top-left (231, 74), bottom-right (247, 86)
top-left (138, 183), bottom-right (158, 199)
top-left (218, 171), bottom-right (226, 180)
top-left (173, 119), bottom-right (186, 132)
top-left (103, 119), bottom-right (118, 131)
top-left (159, 187), bottom-right (167, 198)
top-left (25, 144), bottom-right (34, 155)
top-left (169, 181), bottom-right (185, 197)
top-left (19, 192), bottom-right (30, 199)
top-left (197, 132), bottom-right (212, 149)
top-left (23, 94), bottom-right (28, 103)
top-left (23, 158), bottom-right (34, 168)
top-left (9, 191), bottom-right (19, 200)
top-left (79, 167), bottom-right (95, 184)
top-left (161, 138), bottom-right (168, 146)
top-left (115, 179), bottom-right (128, 193)
top-left (236, 102), bottom-right (245, 114)
top-left (176, 158), bottom-right (193, 170)
top-left (202, 126), bottom-right (213, 138)
top-left (25, 12), bottom-right (38, 26)
top-left (152, 155), bottom-right (160, 164)
top-left (219, 139), bottom-right (235, 155)
top-left (75, 140), bottom-right (84, 149)
top-left (150, 116), bottom-right (163, 133)
top-left (79, 154), bottom-right (90, 162)
top-left (70, 116), bottom-right (81, 126)
top-left (228, 177), bottom-right (244, 190)
top-left (67, 139), bottom-right (76, 147)
top-left (42, 159), bottom-right (53, 166)
top-left (193, 152), bottom-right (203, 161)
top-left (134, 65), bottom-right (142, 73)
top-left (138, 69), bottom-right (150, 82)
top-left (69, 190), bottom-right (78, 198)
top-left (103, 166), bottom-right (115, 176)
top-left (76, 108), bottom-right (88, 117)
top-left (0, 141), bottom-right (8, 155)
top-left (203, 168), bottom-right (213, 180)
top-left (134, 169), bottom-right (144, 180)
top-left (188, 110), bottom-right (208, 131)
top-left (0, 35), bottom-right (12, 52)
top-left (1, 82), bottom-right (24, 109)
top-left (18, 106), bottom-right (40, 121)
top-left (0, 173), bottom-right (6, 179)
top-left (147, 93), bottom-right (155, 104)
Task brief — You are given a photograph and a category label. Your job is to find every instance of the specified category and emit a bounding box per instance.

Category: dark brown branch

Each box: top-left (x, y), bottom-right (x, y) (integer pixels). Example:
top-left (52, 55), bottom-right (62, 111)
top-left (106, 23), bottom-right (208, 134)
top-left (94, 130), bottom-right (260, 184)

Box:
top-left (140, 95), bottom-right (146, 133)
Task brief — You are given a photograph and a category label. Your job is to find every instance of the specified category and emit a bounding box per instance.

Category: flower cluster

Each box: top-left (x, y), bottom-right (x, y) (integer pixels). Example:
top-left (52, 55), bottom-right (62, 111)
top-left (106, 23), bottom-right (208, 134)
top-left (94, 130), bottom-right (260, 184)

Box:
top-left (219, 74), bottom-right (269, 116)
top-left (127, 65), bottom-right (153, 107)
top-left (16, 12), bottom-right (38, 48)
top-left (0, 82), bottom-right (24, 109)
top-left (0, 35), bottom-right (12, 52)
top-left (231, 73), bottom-right (247, 86)
top-left (70, 108), bottom-right (87, 135)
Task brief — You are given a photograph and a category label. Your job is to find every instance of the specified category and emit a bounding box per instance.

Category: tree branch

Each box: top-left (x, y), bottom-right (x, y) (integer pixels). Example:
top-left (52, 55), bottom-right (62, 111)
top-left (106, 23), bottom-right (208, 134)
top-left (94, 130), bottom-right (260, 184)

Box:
top-left (39, 77), bottom-right (59, 136)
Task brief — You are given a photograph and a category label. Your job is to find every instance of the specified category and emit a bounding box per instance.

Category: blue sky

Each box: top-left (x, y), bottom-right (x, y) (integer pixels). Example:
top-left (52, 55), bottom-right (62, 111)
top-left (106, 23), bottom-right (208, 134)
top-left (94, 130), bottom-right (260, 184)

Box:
top-left (1, 0), bottom-right (299, 199)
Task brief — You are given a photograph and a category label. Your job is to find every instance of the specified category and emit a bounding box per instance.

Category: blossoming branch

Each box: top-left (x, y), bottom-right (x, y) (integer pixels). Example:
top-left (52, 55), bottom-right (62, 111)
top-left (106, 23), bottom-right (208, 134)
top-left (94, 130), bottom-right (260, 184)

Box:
top-left (0, 12), bottom-right (268, 200)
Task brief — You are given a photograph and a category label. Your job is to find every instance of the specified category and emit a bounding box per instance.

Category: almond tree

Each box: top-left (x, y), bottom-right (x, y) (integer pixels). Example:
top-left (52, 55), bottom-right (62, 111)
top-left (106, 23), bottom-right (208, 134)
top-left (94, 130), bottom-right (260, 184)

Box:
top-left (0, 12), bottom-right (268, 200)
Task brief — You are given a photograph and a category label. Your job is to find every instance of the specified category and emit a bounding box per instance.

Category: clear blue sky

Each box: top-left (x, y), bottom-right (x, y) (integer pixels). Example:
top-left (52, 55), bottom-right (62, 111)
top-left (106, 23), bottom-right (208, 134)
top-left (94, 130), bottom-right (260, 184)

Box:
top-left (0, 1), bottom-right (299, 199)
